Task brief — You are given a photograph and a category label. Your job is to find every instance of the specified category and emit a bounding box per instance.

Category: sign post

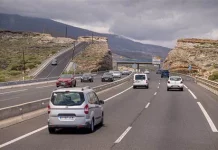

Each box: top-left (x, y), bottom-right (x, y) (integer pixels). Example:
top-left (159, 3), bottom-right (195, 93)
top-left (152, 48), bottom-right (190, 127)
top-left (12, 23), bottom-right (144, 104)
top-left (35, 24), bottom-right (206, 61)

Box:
top-left (72, 63), bottom-right (77, 75)
top-left (188, 64), bottom-right (192, 75)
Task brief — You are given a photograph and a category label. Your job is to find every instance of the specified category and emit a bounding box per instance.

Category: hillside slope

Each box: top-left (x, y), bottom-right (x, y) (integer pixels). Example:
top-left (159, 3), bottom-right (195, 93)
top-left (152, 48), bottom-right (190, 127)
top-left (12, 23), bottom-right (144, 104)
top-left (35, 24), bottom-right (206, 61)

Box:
top-left (72, 37), bottom-right (112, 73)
top-left (163, 38), bottom-right (218, 79)
top-left (0, 30), bottom-right (74, 81)
top-left (0, 13), bottom-right (170, 60)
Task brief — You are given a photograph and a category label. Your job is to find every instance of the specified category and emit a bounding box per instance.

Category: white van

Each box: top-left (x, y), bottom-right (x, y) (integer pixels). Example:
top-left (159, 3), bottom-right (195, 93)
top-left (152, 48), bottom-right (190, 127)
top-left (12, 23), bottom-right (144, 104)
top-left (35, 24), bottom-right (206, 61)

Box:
top-left (133, 73), bottom-right (149, 89)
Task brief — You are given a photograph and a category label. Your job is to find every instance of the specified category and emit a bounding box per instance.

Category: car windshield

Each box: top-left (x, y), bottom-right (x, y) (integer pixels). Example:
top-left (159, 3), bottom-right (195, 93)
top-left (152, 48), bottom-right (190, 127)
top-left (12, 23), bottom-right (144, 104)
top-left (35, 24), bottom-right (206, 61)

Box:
top-left (83, 73), bottom-right (90, 77)
top-left (60, 74), bottom-right (72, 78)
top-left (135, 75), bottom-right (146, 80)
top-left (170, 77), bottom-right (182, 81)
top-left (162, 70), bottom-right (169, 73)
top-left (51, 92), bottom-right (85, 106)
top-left (104, 73), bottom-right (112, 76)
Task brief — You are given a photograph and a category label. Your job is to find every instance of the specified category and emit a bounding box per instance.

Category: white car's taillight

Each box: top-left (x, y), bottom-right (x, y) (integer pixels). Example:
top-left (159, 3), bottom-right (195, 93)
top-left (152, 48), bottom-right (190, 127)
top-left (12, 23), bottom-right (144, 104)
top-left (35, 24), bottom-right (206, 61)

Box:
top-left (84, 104), bottom-right (89, 114)
top-left (48, 105), bottom-right (50, 114)
top-left (168, 81), bottom-right (170, 84)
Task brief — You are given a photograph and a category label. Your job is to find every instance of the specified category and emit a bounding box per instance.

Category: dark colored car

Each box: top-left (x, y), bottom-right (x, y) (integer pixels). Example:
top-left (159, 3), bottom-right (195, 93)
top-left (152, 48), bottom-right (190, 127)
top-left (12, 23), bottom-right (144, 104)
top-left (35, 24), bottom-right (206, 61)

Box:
top-left (81, 73), bottom-right (93, 82)
top-left (101, 73), bottom-right (114, 82)
top-left (56, 74), bottom-right (77, 87)
top-left (161, 70), bottom-right (170, 78)
top-left (156, 69), bottom-right (162, 74)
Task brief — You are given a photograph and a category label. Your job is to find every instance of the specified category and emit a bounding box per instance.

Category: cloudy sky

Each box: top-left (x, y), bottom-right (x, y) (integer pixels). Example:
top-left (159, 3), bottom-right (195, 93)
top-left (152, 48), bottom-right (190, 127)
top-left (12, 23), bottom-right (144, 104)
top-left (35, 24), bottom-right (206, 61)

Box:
top-left (0, 0), bottom-right (218, 47)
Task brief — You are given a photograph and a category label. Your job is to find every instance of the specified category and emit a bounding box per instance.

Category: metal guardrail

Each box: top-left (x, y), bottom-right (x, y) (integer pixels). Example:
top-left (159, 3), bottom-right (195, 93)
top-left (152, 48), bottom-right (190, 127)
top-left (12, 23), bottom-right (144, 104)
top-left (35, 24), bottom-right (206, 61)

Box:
top-left (0, 77), bottom-right (59, 87)
top-left (0, 72), bottom-right (133, 121)
top-left (172, 72), bottom-right (218, 96)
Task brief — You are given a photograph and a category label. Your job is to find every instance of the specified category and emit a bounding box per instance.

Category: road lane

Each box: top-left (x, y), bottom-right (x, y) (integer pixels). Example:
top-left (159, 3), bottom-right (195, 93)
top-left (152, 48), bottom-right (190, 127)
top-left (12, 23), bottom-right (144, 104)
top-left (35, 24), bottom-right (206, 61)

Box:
top-left (0, 79), bottom-right (134, 147)
top-left (0, 73), bottom-right (160, 150)
top-left (112, 78), bottom-right (218, 150)
top-left (0, 74), bottom-right (126, 108)
top-left (35, 42), bottom-right (88, 79)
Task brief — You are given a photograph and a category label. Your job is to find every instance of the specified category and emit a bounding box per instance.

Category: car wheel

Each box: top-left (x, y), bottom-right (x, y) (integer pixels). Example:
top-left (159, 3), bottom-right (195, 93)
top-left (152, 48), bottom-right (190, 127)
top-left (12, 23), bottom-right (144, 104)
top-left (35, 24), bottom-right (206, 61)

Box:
top-left (100, 113), bottom-right (104, 126)
top-left (101, 79), bottom-right (104, 82)
top-left (88, 118), bottom-right (95, 133)
top-left (133, 86), bottom-right (136, 89)
top-left (81, 80), bottom-right (83, 82)
top-left (181, 88), bottom-right (184, 91)
top-left (48, 127), bottom-right (56, 134)
top-left (147, 85), bottom-right (149, 89)
top-left (74, 81), bottom-right (76, 87)
top-left (167, 88), bottom-right (170, 91)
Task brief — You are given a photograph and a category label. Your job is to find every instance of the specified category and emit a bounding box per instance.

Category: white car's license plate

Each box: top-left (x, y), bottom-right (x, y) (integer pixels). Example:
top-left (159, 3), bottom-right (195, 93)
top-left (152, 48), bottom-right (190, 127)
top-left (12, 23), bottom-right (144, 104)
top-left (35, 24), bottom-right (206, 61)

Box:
top-left (61, 82), bottom-right (66, 85)
top-left (59, 116), bottom-right (75, 121)
top-left (105, 78), bottom-right (108, 80)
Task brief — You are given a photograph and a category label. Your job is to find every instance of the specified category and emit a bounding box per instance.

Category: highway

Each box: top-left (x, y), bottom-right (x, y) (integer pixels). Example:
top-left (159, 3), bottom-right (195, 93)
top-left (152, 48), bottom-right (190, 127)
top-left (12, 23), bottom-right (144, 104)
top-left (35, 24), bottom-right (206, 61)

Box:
top-left (35, 42), bottom-right (89, 79)
top-left (0, 73), bottom-right (127, 108)
top-left (0, 72), bottom-right (218, 150)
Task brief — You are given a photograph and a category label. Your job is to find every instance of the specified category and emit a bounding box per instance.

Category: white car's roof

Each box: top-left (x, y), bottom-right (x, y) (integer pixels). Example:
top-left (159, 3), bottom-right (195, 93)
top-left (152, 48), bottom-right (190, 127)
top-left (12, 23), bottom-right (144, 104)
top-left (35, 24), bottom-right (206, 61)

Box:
top-left (53, 87), bottom-right (93, 93)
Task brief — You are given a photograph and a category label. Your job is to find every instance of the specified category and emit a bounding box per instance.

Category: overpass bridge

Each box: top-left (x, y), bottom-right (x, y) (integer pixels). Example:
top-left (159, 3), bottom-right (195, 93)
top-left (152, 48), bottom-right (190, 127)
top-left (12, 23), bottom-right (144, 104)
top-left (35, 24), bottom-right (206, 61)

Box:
top-left (114, 60), bottom-right (160, 70)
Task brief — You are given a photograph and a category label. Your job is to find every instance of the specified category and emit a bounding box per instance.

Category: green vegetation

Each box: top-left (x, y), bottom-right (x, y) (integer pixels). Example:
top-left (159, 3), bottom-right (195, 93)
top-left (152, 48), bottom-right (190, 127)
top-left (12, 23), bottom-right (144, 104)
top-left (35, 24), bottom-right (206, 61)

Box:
top-left (0, 33), bottom-right (71, 82)
top-left (208, 71), bottom-right (218, 81)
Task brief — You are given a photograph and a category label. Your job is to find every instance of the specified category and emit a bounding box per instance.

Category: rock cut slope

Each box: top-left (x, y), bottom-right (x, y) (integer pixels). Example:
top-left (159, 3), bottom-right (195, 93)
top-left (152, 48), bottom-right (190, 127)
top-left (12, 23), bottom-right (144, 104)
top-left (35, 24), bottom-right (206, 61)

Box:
top-left (163, 38), bottom-right (218, 79)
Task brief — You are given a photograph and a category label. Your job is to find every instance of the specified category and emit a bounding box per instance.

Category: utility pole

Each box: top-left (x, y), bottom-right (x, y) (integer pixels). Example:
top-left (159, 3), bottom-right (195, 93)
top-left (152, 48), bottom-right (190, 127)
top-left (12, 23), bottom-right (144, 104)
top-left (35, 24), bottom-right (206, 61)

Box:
top-left (65, 25), bottom-right (68, 37)
top-left (92, 32), bottom-right (93, 44)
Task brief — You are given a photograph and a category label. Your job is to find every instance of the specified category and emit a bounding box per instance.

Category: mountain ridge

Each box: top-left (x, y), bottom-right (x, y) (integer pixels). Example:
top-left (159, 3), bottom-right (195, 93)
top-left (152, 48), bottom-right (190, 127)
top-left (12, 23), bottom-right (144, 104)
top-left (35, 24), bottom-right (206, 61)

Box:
top-left (0, 13), bottom-right (170, 60)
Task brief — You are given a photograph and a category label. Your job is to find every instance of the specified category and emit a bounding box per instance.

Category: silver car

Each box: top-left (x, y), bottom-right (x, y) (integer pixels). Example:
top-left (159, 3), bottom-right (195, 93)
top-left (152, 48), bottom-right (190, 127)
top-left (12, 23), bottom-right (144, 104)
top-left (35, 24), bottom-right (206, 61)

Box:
top-left (48, 87), bottom-right (104, 134)
top-left (112, 71), bottom-right (121, 78)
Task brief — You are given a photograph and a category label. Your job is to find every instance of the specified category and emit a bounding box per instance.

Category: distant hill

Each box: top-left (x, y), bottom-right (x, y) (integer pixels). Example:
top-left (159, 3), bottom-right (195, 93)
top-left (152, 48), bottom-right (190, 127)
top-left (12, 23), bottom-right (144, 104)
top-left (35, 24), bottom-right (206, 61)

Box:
top-left (0, 13), bottom-right (170, 60)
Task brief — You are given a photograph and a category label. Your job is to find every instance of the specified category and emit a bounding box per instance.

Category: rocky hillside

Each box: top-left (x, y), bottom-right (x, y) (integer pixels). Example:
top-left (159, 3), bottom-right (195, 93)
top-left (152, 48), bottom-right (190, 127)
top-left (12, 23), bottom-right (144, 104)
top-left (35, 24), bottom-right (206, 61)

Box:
top-left (0, 31), bottom-right (74, 82)
top-left (72, 37), bottom-right (112, 73)
top-left (163, 38), bottom-right (218, 79)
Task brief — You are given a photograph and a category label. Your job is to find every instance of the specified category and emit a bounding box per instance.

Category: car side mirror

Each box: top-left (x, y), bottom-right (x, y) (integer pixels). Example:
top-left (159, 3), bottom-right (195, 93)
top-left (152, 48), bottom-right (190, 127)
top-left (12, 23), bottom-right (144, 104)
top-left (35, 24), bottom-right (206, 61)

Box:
top-left (99, 100), bottom-right (104, 105)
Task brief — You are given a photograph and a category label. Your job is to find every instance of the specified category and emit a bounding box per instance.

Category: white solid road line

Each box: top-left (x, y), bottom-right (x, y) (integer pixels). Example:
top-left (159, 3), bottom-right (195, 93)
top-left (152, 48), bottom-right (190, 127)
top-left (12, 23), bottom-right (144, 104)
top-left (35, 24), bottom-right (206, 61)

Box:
top-left (154, 92), bottom-right (157, 95)
top-left (188, 89), bottom-right (197, 99)
top-left (159, 83), bottom-right (160, 85)
top-left (115, 126), bottom-right (132, 143)
top-left (36, 85), bottom-right (54, 89)
top-left (0, 97), bottom-right (19, 102)
top-left (104, 86), bottom-right (132, 102)
top-left (145, 102), bottom-right (150, 108)
top-left (184, 84), bottom-right (188, 89)
top-left (0, 126), bottom-right (48, 149)
top-left (197, 102), bottom-right (218, 132)
top-left (0, 89), bottom-right (27, 95)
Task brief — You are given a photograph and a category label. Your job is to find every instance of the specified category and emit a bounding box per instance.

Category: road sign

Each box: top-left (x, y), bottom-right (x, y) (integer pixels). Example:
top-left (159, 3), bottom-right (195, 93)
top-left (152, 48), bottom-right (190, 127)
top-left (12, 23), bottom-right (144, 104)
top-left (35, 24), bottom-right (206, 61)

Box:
top-left (132, 64), bottom-right (137, 69)
top-left (152, 56), bottom-right (161, 65)
top-left (188, 64), bottom-right (192, 71)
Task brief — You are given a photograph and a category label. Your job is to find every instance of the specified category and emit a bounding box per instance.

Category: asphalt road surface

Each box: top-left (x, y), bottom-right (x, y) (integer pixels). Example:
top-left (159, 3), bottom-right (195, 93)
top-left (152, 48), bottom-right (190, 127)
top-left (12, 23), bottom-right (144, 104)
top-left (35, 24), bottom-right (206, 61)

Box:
top-left (0, 74), bottom-right (127, 108)
top-left (0, 72), bottom-right (218, 150)
top-left (35, 42), bottom-right (88, 79)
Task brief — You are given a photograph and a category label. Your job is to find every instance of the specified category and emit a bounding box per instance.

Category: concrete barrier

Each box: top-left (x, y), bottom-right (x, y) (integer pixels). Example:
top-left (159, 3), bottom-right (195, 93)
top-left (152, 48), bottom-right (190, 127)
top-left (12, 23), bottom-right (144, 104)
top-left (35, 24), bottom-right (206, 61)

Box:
top-left (0, 72), bottom-right (133, 123)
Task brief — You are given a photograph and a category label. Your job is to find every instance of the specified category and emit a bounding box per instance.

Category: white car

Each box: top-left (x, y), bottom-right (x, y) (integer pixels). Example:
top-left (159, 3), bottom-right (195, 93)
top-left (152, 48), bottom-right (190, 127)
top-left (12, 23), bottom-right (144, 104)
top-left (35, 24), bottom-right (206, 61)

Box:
top-left (167, 76), bottom-right (184, 91)
top-left (133, 73), bottom-right (149, 89)
top-left (144, 70), bottom-right (150, 74)
top-left (112, 71), bottom-right (121, 78)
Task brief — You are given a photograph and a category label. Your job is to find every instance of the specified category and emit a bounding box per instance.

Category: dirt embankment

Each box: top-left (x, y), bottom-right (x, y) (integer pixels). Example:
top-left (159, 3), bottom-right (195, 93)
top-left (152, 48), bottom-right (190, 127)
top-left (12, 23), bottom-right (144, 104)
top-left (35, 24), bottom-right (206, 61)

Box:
top-left (163, 38), bottom-right (218, 80)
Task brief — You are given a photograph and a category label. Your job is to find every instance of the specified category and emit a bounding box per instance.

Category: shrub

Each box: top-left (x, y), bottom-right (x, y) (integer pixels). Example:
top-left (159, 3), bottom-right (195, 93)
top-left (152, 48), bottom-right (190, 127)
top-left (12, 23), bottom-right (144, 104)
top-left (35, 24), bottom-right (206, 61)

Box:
top-left (0, 75), bottom-right (6, 82)
top-left (9, 63), bottom-right (23, 71)
top-left (8, 70), bottom-right (22, 76)
top-left (208, 71), bottom-right (218, 81)
top-left (26, 63), bottom-right (36, 69)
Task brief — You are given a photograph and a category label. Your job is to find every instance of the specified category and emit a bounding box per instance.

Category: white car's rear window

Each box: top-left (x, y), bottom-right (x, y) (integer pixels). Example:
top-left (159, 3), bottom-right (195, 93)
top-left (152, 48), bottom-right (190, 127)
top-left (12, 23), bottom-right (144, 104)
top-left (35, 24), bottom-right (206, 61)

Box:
top-left (135, 75), bottom-right (146, 80)
top-left (170, 77), bottom-right (182, 81)
top-left (51, 92), bottom-right (85, 106)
